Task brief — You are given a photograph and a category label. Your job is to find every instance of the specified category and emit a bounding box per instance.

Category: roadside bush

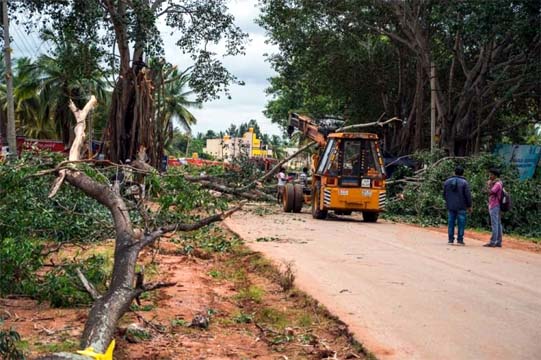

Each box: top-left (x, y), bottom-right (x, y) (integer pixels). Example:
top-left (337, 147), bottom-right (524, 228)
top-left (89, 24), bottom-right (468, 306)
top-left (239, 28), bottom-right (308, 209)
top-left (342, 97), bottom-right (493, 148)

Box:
top-left (385, 152), bottom-right (541, 238)
top-left (0, 238), bottom-right (42, 296)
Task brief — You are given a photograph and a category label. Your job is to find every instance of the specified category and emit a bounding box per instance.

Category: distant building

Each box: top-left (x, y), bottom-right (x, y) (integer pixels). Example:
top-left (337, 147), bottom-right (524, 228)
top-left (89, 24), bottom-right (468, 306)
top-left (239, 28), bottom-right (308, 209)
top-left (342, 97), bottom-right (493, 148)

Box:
top-left (204, 128), bottom-right (273, 161)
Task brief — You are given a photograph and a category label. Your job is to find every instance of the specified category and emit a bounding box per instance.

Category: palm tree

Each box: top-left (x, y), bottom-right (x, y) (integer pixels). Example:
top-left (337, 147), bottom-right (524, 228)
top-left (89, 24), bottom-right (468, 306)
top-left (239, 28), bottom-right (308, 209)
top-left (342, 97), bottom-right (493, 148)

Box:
top-left (29, 29), bottom-right (108, 144)
top-left (0, 56), bottom-right (53, 139)
top-left (13, 58), bottom-right (54, 139)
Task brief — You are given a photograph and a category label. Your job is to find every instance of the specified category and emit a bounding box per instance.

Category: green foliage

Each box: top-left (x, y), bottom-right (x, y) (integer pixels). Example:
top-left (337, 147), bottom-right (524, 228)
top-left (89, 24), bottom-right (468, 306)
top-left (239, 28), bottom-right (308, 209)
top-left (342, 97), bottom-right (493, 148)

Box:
top-left (0, 155), bottom-right (112, 302)
top-left (0, 151), bottom-right (238, 305)
top-left (386, 153), bottom-right (541, 238)
top-left (0, 327), bottom-right (25, 360)
top-left (40, 254), bottom-right (109, 307)
top-left (0, 238), bottom-right (42, 296)
top-left (0, 154), bottom-right (113, 244)
top-left (156, 168), bottom-right (228, 217)
top-left (16, 0), bottom-right (248, 102)
top-left (258, 0), bottom-right (540, 153)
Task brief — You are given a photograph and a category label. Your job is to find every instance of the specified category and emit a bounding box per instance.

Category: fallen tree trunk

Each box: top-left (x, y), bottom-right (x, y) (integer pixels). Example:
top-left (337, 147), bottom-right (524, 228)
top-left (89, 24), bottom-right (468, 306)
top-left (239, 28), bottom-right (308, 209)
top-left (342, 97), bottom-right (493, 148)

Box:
top-left (42, 96), bottom-right (244, 357)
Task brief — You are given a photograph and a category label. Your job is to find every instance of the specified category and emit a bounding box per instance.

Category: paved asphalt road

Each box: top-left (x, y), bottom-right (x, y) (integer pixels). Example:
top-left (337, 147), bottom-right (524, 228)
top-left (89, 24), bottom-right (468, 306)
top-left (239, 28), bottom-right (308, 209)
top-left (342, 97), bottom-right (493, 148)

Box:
top-left (225, 209), bottom-right (541, 360)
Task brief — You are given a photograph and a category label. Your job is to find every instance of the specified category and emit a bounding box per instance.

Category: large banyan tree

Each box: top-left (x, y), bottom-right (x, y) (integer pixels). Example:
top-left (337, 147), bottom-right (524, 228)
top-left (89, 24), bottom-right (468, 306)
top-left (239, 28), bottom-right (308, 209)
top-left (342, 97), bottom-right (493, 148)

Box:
top-left (259, 0), bottom-right (540, 155)
top-left (15, 0), bottom-right (248, 167)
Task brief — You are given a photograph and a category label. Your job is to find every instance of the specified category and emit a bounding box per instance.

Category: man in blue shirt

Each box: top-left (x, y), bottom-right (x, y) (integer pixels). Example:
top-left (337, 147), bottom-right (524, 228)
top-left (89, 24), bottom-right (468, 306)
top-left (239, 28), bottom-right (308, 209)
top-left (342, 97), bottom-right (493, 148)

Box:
top-left (443, 165), bottom-right (472, 245)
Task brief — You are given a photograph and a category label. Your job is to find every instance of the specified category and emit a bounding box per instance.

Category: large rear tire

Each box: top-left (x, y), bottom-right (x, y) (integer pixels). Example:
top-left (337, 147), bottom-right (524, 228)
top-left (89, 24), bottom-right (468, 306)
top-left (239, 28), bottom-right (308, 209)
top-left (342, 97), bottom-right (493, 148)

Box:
top-left (293, 184), bottom-right (304, 213)
top-left (363, 211), bottom-right (379, 223)
top-left (283, 183), bottom-right (295, 212)
top-left (311, 183), bottom-right (328, 219)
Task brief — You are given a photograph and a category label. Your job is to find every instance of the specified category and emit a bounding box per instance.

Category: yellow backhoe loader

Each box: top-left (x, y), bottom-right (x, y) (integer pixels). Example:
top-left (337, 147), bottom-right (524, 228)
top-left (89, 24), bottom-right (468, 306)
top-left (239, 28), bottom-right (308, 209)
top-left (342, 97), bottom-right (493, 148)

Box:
top-left (282, 113), bottom-right (386, 222)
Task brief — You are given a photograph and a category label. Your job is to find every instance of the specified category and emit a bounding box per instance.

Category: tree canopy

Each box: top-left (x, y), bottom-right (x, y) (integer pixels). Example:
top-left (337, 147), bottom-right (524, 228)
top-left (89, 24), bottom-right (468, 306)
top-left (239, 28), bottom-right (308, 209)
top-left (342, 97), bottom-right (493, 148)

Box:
top-left (8, 0), bottom-right (249, 166)
top-left (259, 0), bottom-right (541, 155)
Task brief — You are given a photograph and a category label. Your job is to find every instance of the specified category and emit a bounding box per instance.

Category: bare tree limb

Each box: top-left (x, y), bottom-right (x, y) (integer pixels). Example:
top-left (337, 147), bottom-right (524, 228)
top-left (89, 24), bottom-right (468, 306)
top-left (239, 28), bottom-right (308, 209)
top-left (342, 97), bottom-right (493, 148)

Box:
top-left (140, 281), bottom-right (177, 292)
top-left (384, 154), bottom-right (414, 169)
top-left (336, 117), bottom-right (402, 132)
top-left (414, 156), bottom-right (468, 175)
top-left (49, 96), bottom-right (98, 198)
top-left (76, 268), bottom-right (101, 301)
top-left (34, 160), bottom-right (153, 177)
top-left (196, 180), bottom-right (274, 201)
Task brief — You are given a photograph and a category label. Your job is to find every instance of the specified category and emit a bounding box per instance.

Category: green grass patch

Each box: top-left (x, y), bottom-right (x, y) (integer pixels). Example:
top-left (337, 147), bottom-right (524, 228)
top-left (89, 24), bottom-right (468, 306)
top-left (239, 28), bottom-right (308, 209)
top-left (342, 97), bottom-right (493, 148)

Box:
top-left (232, 312), bottom-right (253, 324)
top-left (34, 339), bottom-right (78, 353)
top-left (234, 285), bottom-right (265, 303)
top-left (170, 318), bottom-right (188, 327)
top-left (255, 307), bottom-right (288, 330)
top-left (296, 313), bottom-right (313, 328)
top-left (130, 304), bottom-right (155, 312)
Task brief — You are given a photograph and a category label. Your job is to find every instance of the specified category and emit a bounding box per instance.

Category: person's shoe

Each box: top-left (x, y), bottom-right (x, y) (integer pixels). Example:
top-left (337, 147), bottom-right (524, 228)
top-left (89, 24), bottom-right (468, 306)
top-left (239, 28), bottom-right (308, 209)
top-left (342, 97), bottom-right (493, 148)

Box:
top-left (483, 243), bottom-right (495, 247)
top-left (457, 241), bottom-right (465, 246)
top-left (448, 241), bottom-right (454, 245)
top-left (494, 244), bottom-right (502, 247)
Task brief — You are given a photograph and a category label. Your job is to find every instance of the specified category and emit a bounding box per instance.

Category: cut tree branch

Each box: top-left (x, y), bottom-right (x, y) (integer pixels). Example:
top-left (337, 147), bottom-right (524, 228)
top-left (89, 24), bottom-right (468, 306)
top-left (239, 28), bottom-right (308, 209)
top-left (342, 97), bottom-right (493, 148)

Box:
top-left (141, 202), bottom-right (246, 247)
top-left (76, 268), bottom-right (101, 301)
top-left (336, 117), bottom-right (402, 132)
top-left (237, 141), bottom-right (317, 192)
top-left (49, 96), bottom-right (98, 198)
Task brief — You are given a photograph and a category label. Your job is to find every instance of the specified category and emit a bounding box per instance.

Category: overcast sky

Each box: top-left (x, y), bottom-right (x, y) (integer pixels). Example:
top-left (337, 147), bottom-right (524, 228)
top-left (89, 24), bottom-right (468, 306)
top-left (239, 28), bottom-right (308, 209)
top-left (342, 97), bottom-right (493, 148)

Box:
top-left (10, 0), bottom-right (282, 137)
top-left (162, 0), bottom-right (282, 136)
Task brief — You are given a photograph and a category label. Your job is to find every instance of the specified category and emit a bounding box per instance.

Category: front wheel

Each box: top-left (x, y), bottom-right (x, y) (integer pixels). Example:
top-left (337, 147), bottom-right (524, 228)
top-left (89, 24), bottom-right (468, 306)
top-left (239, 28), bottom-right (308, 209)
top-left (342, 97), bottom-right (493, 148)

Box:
top-left (363, 211), bottom-right (379, 223)
top-left (293, 184), bottom-right (304, 213)
top-left (283, 183), bottom-right (295, 212)
top-left (311, 183), bottom-right (328, 219)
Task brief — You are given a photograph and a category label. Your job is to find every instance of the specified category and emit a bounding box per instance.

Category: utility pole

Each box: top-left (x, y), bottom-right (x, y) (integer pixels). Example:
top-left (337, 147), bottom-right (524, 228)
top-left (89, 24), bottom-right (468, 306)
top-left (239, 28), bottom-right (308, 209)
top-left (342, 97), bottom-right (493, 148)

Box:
top-left (2, 0), bottom-right (17, 160)
top-left (430, 61), bottom-right (437, 152)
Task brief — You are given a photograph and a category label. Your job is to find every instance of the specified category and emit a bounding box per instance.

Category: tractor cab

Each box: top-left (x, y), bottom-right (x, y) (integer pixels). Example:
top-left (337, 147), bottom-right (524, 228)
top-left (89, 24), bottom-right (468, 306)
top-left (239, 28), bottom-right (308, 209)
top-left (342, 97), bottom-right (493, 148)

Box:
top-left (316, 133), bottom-right (385, 187)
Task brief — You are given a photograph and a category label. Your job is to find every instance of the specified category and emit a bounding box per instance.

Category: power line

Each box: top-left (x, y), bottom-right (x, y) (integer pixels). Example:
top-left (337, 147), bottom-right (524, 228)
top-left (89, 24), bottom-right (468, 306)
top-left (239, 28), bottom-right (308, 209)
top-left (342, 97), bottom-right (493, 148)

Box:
top-left (11, 25), bottom-right (34, 58)
top-left (11, 23), bottom-right (50, 59)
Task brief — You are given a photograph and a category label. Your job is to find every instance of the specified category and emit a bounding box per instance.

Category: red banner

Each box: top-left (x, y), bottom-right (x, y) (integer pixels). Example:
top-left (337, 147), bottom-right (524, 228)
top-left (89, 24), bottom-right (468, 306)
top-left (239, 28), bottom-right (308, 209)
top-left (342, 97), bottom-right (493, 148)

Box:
top-left (16, 136), bottom-right (67, 155)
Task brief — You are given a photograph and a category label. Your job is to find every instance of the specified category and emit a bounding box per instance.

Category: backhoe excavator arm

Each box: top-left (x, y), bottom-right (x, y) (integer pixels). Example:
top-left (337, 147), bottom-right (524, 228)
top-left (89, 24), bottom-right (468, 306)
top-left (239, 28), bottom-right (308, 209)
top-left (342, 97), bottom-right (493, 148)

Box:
top-left (287, 113), bottom-right (328, 146)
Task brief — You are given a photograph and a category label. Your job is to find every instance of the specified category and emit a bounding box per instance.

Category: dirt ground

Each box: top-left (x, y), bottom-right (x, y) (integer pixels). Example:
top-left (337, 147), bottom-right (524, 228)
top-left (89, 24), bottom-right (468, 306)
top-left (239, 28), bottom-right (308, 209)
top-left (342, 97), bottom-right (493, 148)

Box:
top-left (225, 205), bottom-right (541, 360)
top-left (0, 231), bottom-right (367, 359)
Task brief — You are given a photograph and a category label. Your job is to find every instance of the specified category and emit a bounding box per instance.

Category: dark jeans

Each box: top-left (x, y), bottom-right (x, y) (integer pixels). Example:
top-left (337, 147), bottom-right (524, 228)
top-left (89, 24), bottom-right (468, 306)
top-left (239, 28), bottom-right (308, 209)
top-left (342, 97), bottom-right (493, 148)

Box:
top-left (448, 210), bottom-right (467, 243)
top-left (489, 206), bottom-right (503, 246)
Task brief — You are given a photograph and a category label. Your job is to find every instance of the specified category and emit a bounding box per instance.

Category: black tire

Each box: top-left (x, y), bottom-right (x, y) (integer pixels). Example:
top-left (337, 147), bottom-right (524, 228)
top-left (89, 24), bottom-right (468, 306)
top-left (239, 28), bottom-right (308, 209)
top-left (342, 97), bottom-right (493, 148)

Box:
top-left (311, 183), bottom-right (328, 219)
top-left (363, 211), bottom-right (379, 222)
top-left (293, 184), bottom-right (304, 213)
top-left (283, 183), bottom-right (295, 212)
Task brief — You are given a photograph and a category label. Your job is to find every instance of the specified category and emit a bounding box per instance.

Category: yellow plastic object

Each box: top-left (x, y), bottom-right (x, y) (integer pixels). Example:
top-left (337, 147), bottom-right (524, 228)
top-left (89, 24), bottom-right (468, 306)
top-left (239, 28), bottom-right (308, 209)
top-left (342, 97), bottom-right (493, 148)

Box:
top-left (76, 339), bottom-right (115, 360)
